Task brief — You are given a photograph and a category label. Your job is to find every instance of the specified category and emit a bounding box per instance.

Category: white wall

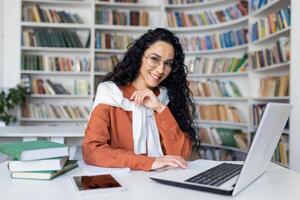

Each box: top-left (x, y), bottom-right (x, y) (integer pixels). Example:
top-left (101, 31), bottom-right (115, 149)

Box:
top-left (290, 0), bottom-right (300, 173)
top-left (2, 0), bottom-right (21, 89)
top-left (0, 0), bottom-right (3, 88)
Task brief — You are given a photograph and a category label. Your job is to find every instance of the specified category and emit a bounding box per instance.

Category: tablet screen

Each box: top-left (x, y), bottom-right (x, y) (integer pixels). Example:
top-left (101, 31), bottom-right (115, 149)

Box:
top-left (73, 174), bottom-right (122, 191)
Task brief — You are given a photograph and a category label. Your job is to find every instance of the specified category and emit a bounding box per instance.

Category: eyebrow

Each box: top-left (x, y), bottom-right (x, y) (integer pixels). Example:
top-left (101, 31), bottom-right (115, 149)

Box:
top-left (149, 53), bottom-right (174, 62)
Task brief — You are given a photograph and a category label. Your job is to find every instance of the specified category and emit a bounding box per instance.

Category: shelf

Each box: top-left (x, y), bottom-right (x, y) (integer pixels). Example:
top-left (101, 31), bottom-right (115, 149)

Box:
top-left (187, 72), bottom-right (248, 78)
top-left (94, 49), bottom-right (126, 53)
top-left (201, 143), bottom-right (248, 154)
top-left (251, 27), bottom-right (290, 45)
top-left (251, 0), bottom-right (281, 17)
top-left (193, 97), bottom-right (248, 102)
top-left (94, 71), bottom-right (108, 76)
top-left (196, 120), bottom-right (249, 129)
top-left (273, 161), bottom-right (289, 168)
top-left (252, 62), bottom-right (290, 73)
top-left (94, 25), bottom-right (153, 31)
top-left (21, 0), bottom-right (91, 6)
top-left (251, 97), bottom-right (290, 101)
top-left (95, 1), bottom-right (161, 9)
top-left (20, 118), bottom-right (87, 122)
top-left (21, 70), bottom-right (90, 76)
top-left (21, 47), bottom-right (91, 52)
top-left (21, 22), bottom-right (91, 29)
top-left (28, 94), bottom-right (90, 98)
top-left (252, 125), bottom-right (290, 135)
top-left (164, 0), bottom-right (224, 9)
top-left (184, 44), bottom-right (248, 55)
top-left (0, 126), bottom-right (85, 137)
top-left (168, 16), bottom-right (248, 32)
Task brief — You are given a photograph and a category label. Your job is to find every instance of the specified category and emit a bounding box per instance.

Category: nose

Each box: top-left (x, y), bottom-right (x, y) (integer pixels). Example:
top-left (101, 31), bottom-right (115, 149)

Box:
top-left (155, 62), bottom-right (164, 74)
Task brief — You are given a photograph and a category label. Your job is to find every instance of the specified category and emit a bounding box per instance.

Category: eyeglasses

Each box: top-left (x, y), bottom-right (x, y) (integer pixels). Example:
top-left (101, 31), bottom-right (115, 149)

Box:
top-left (144, 53), bottom-right (178, 72)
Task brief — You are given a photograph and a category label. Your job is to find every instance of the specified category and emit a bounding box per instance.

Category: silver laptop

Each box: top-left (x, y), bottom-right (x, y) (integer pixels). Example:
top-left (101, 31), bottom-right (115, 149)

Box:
top-left (150, 103), bottom-right (292, 196)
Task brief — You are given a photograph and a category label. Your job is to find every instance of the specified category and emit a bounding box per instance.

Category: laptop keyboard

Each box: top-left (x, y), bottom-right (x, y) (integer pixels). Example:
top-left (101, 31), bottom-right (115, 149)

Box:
top-left (185, 163), bottom-right (242, 187)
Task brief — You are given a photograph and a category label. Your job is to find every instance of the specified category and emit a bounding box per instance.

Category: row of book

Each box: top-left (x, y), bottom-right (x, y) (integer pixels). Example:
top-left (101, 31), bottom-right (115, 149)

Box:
top-left (95, 54), bottom-right (119, 72)
top-left (22, 102), bottom-right (90, 119)
top-left (98, 0), bottom-right (138, 3)
top-left (189, 80), bottom-right (242, 97)
top-left (30, 78), bottom-right (89, 96)
top-left (114, 0), bottom-right (138, 2)
top-left (21, 55), bottom-right (90, 72)
top-left (251, 6), bottom-right (290, 42)
top-left (198, 128), bottom-right (249, 151)
top-left (198, 104), bottom-right (244, 123)
top-left (258, 75), bottom-right (289, 97)
top-left (166, 1), bottom-right (248, 27)
top-left (22, 5), bottom-right (84, 24)
top-left (22, 29), bottom-right (90, 48)
top-left (95, 8), bottom-right (149, 26)
top-left (179, 28), bottom-right (248, 52)
top-left (273, 135), bottom-right (289, 166)
top-left (252, 103), bottom-right (289, 130)
top-left (250, 0), bottom-right (275, 12)
top-left (250, 37), bottom-right (290, 70)
top-left (0, 141), bottom-right (78, 180)
top-left (199, 148), bottom-right (246, 161)
top-left (165, 0), bottom-right (219, 5)
top-left (95, 32), bottom-right (134, 49)
top-left (187, 54), bottom-right (248, 74)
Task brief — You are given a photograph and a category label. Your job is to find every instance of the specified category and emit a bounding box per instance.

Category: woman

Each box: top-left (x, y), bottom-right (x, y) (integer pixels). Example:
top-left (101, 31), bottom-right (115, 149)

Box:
top-left (83, 28), bottom-right (198, 171)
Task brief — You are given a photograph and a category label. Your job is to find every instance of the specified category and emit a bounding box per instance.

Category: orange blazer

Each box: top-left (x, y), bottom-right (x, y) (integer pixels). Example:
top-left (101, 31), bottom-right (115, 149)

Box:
top-left (82, 84), bottom-right (192, 171)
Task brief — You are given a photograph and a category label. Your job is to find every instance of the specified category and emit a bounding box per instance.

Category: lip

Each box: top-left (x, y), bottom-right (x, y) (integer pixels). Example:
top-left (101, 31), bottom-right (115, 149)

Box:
top-left (149, 72), bottom-right (161, 80)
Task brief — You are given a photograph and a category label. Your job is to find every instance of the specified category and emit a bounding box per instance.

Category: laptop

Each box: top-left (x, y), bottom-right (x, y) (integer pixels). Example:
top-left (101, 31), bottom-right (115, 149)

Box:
top-left (150, 103), bottom-right (292, 196)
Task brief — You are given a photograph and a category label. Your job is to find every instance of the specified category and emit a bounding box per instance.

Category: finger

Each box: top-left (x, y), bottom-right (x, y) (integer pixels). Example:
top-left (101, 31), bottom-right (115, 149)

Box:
top-left (164, 156), bottom-right (187, 169)
top-left (130, 91), bottom-right (137, 101)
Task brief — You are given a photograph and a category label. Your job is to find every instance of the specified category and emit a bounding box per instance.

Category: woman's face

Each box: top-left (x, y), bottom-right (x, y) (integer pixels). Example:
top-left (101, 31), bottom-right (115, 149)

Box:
top-left (133, 41), bottom-right (174, 89)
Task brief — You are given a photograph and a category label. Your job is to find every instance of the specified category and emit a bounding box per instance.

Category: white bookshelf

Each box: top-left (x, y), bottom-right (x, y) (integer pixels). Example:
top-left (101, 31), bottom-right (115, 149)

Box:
top-left (165, 0), bottom-right (250, 161)
top-left (248, 0), bottom-right (291, 168)
top-left (0, 0), bottom-right (296, 170)
top-left (19, 0), bottom-right (163, 127)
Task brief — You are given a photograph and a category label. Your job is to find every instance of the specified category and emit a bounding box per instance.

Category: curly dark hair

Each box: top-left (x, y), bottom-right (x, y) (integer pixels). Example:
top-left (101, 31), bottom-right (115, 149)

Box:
top-left (102, 28), bottom-right (199, 147)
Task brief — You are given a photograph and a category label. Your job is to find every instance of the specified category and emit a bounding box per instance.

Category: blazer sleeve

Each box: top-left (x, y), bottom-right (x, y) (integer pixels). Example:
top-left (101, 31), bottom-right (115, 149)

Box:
top-left (154, 107), bottom-right (192, 160)
top-left (82, 104), bottom-right (155, 171)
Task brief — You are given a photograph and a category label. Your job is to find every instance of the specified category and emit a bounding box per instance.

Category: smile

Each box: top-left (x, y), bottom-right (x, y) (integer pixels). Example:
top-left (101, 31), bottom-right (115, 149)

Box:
top-left (149, 72), bottom-right (161, 80)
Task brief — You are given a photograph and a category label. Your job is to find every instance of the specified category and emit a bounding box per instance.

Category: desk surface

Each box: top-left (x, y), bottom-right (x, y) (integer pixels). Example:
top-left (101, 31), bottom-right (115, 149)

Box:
top-left (1, 161), bottom-right (300, 200)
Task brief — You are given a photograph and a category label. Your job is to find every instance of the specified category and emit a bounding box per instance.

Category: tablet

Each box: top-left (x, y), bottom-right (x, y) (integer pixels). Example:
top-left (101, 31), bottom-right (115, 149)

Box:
top-left (71, 174), bottom-right (126, 194)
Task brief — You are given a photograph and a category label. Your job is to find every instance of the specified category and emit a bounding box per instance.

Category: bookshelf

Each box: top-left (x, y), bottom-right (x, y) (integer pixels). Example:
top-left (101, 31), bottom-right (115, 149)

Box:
top-left (248, 0), bottom-right (291, 168)
top-left (0, 0), bottom-right (297, 171)
top-left (164, 0), bottom-right (251, 162)
top-left (19, 0), bottom-right (163, 126)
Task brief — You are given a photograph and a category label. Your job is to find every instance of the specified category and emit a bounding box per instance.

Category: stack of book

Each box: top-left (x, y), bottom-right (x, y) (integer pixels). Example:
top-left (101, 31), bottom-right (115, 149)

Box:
top-left (0, 140), bottom-right (78, 180)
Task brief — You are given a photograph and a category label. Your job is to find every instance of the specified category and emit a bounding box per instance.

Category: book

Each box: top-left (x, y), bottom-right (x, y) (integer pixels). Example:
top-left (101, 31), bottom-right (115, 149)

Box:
top-left (11, 160), bottom-right (78, 180)
top-left (8, 156), bottom-right (69, 172)
top-left (0, 141), bottom-right (69, 161)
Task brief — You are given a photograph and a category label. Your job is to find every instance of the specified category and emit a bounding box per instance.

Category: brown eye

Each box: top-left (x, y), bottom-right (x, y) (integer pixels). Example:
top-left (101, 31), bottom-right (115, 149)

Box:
top-left (150, 56), bottom-right (160, 63)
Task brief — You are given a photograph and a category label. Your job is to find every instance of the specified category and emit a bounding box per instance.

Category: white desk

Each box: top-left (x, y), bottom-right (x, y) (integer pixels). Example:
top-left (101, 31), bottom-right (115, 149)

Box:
top-left (1, 161), bottom-right (300, 200)
top-left (0, 126), bottom-right (84, 143)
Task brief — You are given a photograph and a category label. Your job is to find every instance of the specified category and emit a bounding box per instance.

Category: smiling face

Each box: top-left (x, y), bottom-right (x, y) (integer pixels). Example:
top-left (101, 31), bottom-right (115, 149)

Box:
top-left (132, 41), bottom-right (174, 90)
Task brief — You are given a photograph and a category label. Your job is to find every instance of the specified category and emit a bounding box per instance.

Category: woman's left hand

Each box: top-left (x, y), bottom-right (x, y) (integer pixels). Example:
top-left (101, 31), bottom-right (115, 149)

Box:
top-left (130, 89), bottom-right (166, 113)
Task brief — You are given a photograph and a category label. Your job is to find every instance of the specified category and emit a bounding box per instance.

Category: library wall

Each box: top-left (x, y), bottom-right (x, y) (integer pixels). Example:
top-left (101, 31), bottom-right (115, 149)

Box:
top-left (0, 0), bottom-right (3, 88)
top-left (290, 0), bottom-right (300, 172)
top-left (2, 0), bottom-right (20, 89)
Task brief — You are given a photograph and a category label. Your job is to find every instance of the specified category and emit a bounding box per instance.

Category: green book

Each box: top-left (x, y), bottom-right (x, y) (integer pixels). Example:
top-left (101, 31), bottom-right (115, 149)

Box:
top-left (11, 160), bottom-right (78, 180)
top-left (0, 141), bottom-right (69, 161)
top-left (216, 128), bottom-right (238, 147)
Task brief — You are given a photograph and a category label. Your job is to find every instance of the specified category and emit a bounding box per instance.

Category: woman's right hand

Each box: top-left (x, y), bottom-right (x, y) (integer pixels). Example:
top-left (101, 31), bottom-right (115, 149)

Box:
top-left (151, 155), bottom-right (188, 171)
